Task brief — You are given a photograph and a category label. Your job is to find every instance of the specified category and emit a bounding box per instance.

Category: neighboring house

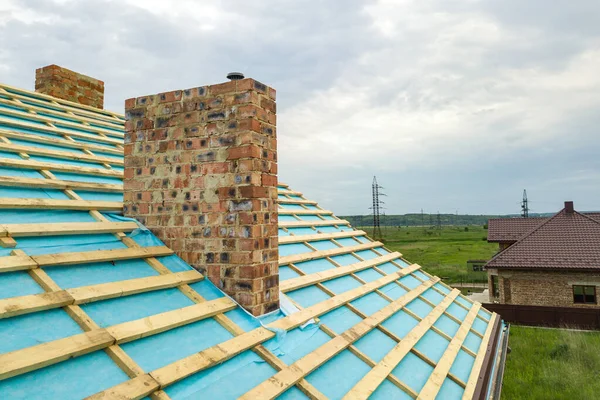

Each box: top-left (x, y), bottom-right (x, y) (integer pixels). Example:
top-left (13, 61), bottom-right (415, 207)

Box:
top-left (486, 202), bottom-right (600, 308)
top-left (0, 65), bottom-right (508, 399)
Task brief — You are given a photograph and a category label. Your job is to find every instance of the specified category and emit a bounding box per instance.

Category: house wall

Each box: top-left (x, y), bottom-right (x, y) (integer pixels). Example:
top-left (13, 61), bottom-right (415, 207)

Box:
top-left (487, 268), bottom-right (600, 308)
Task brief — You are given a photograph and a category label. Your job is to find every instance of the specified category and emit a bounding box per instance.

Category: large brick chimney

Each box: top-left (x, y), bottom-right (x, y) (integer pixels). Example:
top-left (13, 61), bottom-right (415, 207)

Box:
top-left (123, 77), bottom-right (279, 316)
top-left (35, 64), bottom-right (105, 109)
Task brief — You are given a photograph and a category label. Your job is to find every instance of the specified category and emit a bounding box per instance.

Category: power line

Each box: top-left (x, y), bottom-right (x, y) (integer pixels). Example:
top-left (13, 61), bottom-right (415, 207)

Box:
top-left (370, 176), bottom-right (386, 239)
top-left (521, 189), bottom-right (529, 218)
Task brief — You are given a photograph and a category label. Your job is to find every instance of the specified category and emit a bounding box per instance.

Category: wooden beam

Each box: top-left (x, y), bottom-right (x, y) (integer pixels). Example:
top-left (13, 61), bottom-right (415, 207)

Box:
top-left (2, 221), bottom-right (137, 237)
top-left (0, 329), bottom-right (115, 380)
top-left (0, 142), bottom-right (123, 166)
top-left (279, 219), bottom-right (351, 229)
top-left (279, 241), bottom-right (382, 266)
top-left (0, 198), bottom-right (122, 211)
top-left (0, 253), bottom-right (38, 272)
top-left (277, 190), bottom-right (303, 196)
top-left (342, 289), bottom-right (460, 399)
top-left (32, 246), bottom-right (173, 267)
top-left (0, 290), bottom-right (74, 319)
top-left (462, 313), bottom-right (498, 400)
top-left (0, 157), bottom-right (123, 178)
top-left (278, 198), bottom-right (317, 205)
top-left (0, 175), bottom-right (123, 193)
top-left (280, 253), bottom-right (405, 292)
top-left (68, 270), bottom-right (203, 304)
top-left (279, 230), bottom-right (366, 244)
top-left (85, 374), bottom-right (160, 400)
top-left (0, 129), bottom-right (123, 155)
top-left (107, 297), bottom-right (236, 344)
top-left (278, 209), bottom-right (333, 216)
top-left (240, 280), bottom-right (436, 400)
top-left (418, 304), bottom-right (482, 399)
top-left (149, 327), bottom-right (275, 387)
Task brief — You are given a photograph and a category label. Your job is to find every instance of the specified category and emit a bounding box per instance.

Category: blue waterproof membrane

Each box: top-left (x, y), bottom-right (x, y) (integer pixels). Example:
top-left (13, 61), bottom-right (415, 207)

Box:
top-left (277, 194), bottom-right (288, 199)
top-left (82, 288), bottom-right (194, 327)
top-left (335, 237), bottom-right (360, 246)
top-left (354, 268), bottom-right (385, 283)
top-left (354, 328), bottom-right (397, 362)
top-left (455, 295), bottom-right (472, 309)
top-left (378, 262), bottom-right (401, 274)
top-left (382, 310), bottom-right (419, 339)
top-left (29, 154), bottom-right (105, 170)
top-left (319, 306), bottom-right (363, 333)
top-left (354, 249), bottom-right (379, 260)
top-left (0, 271), bottom-right (43, 299)
top-left (399, 274), bottom-right (423, 290)
top-left (306, 350), bottom-right (371, 398)
top-left (405, 298), bottom-right (433, 319)
top-left (23, 233), bottom-right (125, 256)
top-left (322, 275), bottom-right (362, 294)
top-left (122, 317), bottom-right (234, 371)
top-left (0, 149), bottom-right (28, 159)
top-left (297, 215), bottom-right (323, 222)
top-left (302, 205), bottom-right (318, 210)
top-left (434, 314), bottom-right (460, 337)
top-left (165, 350), bottom-right (276, 399)
top-left (413, 270), bottom-right (430, 281)
top-left (317, 225), bottom-right (348, 233)
top-left (395, 258), bottom-right (410, 267)
top-left (280, 265), bottom-right (301, 280)
top-left (188, 280), bottom-right (227, 301)
top-left (279, 215), bottom-right (298, 222)
top-left (449, 349), bottom-right (475, 382)
top-left (51, 171), bottom-right (123, 185)
top-left (0, 309), bottom-right (82, 353)
top-left (279, 243), bottom-right (313, 257)
top-left (0, 165), bottom-right (44, 178)
top-left (479, 308), bottom-right (492, 319)
top-left (375, 247), bottom-right (389, 254)
top-left (278, 228), bottom-right (290, 236)
top-left (473, 316), bottom-right (489, 335)
top-left (77, 190), bottom-right (123, 202)
top-left (379, 281), bottom-right (408, 299)
top-left (351, 292), bottom-right (389, 315)
top-left (280, 204), bottom-right (306, 210)
top-left (438, 378), bottom-right (465, 399)
top-left (307, 239), bottom-right (338, 251)
top-left (421, 288), bottom-right (445, 305)
top-left (0, 351), bottom-right (129, 400)
top-left (266, 325), bottom-right (331, 364)
top-left (372, 380), bottom-right (413, 400)
top-left (320, 215), bottom-right (336, 220)
top-left (293, 258), bottom-right (336, 274)
top-left (0, 185), bottom-right (70, 200)
top-left (330, 253), bottom-right (359, 266)
top-left (287, 195), bottom-right (302, 199)
top-left (392, 352), bottom-right (433, 392)
top-left (447, 302), bottom-right (469, 320)
top-left (354, 235), bottom-right (369, 243)
top-left (434, 282), bottom-right (451, 294)
top-left (464, 331), bottom-right (483, 353)
top-left (286, 227), bottom-right (317, 235)
top-left (414, 330), bottom-right (450, 362)
top-left (287, 285), bottom-right (331, 308)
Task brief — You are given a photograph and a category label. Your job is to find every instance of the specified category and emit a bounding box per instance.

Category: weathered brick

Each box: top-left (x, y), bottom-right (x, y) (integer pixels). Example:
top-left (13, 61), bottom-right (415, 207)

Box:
top-left (35, 64), bottom-right (104, 109)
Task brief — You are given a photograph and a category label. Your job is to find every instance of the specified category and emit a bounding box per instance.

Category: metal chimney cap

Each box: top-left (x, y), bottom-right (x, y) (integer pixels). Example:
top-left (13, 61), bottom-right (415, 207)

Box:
top-left (227, 72), bottom-right (245, 81)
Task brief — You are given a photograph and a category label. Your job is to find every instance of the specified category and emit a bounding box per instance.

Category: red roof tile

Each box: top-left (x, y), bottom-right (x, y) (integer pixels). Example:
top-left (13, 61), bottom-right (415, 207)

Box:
top-left (486, 209), bottom-right (600, 270)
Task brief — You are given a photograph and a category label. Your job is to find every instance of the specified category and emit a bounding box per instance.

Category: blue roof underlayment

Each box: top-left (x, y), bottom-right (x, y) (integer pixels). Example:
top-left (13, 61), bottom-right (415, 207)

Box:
top-left (0, 82), bottom-right (507, 399)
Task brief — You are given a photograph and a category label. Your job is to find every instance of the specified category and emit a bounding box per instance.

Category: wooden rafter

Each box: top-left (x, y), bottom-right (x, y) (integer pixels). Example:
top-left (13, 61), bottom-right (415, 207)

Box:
top-left (0, 221), bottom-right (137, 237)
top-left (279, 219), bottom-right (351, 229)
top-left (0, 129), bottom-right (123, 155)
top-left (0, 157), bottom-right (123, 178)
top-left (0, 176), bottom-right (122, 192)
top-left (0, 142), bottom-right (123, 166)
top-left (278, 230), bottom-right (366, 244)
top-left (279, 241), bottom-right (382, 265)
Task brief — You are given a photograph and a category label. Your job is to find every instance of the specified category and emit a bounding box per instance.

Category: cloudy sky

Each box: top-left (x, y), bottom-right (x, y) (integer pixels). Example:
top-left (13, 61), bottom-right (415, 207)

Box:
top-left (1, 0), bottom-right (599, 216)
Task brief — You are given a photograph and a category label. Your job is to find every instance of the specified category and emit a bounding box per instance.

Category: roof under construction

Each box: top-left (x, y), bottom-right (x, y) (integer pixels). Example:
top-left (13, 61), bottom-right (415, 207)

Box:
top-left (0, 81), bottom-right (507, 399)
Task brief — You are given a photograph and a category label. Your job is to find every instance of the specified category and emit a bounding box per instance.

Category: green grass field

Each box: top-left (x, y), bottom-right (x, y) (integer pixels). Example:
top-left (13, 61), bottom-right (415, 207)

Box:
top-left (503, 326), bottom-right (600, 399)
top-left (361, 225), bottom-right (497, 283)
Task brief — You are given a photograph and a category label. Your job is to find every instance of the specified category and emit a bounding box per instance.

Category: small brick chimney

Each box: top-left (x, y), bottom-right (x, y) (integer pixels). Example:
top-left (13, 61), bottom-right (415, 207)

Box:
top-left (123, 78), bottom-right (279, 316)
top-left (35, 64), bottom-right (105, 109)
top-left (564, 201), bottom-right (574, 214)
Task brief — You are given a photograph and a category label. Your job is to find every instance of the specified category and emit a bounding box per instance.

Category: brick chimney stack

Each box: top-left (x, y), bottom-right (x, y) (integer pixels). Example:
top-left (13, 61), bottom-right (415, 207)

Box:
top-left (123, 78), bottom-right (279, 316)
top-left (564, 201), bottom-right (574, 214)
top-left (35, 65), bottom-right (105, 109)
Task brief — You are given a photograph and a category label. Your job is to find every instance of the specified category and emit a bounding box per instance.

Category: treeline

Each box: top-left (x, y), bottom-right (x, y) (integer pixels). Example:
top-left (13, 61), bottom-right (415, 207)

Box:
top-left (338, 213), bottom-right (553, 227)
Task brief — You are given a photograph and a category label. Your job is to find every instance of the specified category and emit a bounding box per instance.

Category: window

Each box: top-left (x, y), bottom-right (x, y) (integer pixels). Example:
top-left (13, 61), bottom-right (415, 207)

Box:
top-left (491, 276), bottom-right (499, 298)
top-left (573, 285), bottom-right (596, 304)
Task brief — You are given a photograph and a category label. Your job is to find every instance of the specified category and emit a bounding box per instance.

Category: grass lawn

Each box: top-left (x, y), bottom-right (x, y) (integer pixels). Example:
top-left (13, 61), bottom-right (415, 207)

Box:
top-left (503, 326), bottom-right (600, 399)
top-left (361, 225), bottom-right (497, 283)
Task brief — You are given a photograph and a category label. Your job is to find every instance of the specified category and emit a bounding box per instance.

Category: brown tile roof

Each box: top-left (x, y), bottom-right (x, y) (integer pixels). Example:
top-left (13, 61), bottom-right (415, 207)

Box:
top-left (487, 217), bottom-right (548, 242)
top-left (486, 209), bottom-right (600, 270)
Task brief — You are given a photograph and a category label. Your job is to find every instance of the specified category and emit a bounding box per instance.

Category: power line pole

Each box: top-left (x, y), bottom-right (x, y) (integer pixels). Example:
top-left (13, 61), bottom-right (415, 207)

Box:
top-left (370, 176), bottom-right (385, 239)
top-left (521, 189), bottom-right (529, 218)
top-left (436, 211), bottom-right (442, 230)
top-left (421, 208), bottom-right (424, 227)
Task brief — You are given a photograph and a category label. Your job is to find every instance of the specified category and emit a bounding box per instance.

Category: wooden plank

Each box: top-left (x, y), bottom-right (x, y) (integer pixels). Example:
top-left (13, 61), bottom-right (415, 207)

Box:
top-left (279, 219), bottom-right (351, 229)
top-left (0, 105), bottom-right (124, 138)
top-left (0, 116), bottom-right (123, 145)
top-left (280, 241), bottom-right (382, 266)
top-left (0, 290), bottom-right (74, 319)
top-left (0, 83), bottom-right (125, 121)
top-left (150, 327), bottom-right (275, 387)
top-left (0, 329), bottom-right (115, 380)
top-left (32, 246), bottom-right (173, 267)
top-left (0, 254), bottom-right (38, 272)
top-left (240, 280), bottom-right (436, 400)
top-left (278, 198), bottom-right (317, 205)
top-left (0, 129), bottom-right (122, 155)
top-left (0, 175), bottom-right (122, 192)
top-left (462, 313), bottom-right (498, 400)
top-left (107, 297), bottom-right (236, 344)
top-left (280, 252), bottom-right (405, 292)
top-left (418, 303), bottom-right (482, 399)
top-left (278, 209), bottom-right (333, 216)
top-left (85, 374), bottom-right (160, 400)
top-left (0, 142), bottom-right (123, 166)
top-left (2, 221), bottom-right (137, 237)
top-left (68, 270), bottom-right (203, 304)
top-left (0, 157), bottom-right (123, 178)
top-left (0, 237), bottom-right (16, 248)
top-left (279, 230), bottom-right (366, 244)
top-left (0, 198), bottom-right (122, 211)
top-left (342, 290), bottom-right (460, 399)
top-left (277, 190), bottom-right (303, 196)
